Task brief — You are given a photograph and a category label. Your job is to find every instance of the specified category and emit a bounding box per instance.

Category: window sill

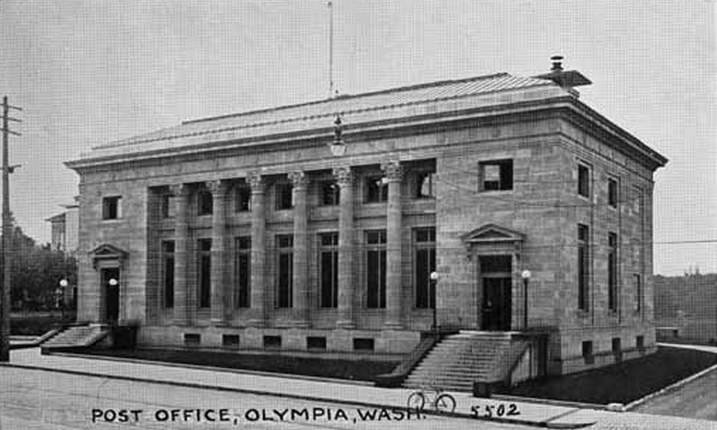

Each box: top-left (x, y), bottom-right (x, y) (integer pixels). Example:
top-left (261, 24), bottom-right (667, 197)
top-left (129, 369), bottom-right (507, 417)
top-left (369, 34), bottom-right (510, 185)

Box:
top-left (478, 189), bottom-right (513, 194)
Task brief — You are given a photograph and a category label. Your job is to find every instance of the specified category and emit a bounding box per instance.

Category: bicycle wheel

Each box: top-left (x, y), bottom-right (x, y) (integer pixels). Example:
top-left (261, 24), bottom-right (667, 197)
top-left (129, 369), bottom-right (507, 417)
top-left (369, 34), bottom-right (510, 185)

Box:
top-left (434, 393), bottom-right (456, 413)
top-left (407, 392), bottom-right (426, 410)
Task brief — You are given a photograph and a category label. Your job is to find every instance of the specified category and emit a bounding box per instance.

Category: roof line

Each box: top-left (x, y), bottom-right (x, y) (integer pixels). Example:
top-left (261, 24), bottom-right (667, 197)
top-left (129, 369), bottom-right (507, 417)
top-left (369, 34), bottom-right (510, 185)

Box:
top-left (181, 72), bottom-right (512, 125)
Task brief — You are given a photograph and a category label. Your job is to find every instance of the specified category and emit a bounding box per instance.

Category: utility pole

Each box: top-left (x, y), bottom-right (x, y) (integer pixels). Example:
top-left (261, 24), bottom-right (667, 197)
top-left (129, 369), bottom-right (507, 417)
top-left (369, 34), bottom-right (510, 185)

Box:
top-left (0, 96), bottom-right (22, 362)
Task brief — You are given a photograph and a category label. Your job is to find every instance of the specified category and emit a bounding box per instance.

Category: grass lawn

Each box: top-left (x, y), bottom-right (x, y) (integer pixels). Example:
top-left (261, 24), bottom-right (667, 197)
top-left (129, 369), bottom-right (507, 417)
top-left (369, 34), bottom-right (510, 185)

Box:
top-left (11, 312), bottom-right (76, 335)
top-left (80, 348), bottom-right (399, 382)
top-left (506, 346), bottom-right (717, 404)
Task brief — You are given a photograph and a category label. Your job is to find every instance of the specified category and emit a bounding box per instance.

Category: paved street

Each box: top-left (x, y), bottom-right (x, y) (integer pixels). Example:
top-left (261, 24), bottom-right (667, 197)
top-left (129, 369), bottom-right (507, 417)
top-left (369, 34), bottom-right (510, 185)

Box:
top-left (0, 367), bottom-right (525, 430)
top-left (634, 361), bottom-right (717, 420)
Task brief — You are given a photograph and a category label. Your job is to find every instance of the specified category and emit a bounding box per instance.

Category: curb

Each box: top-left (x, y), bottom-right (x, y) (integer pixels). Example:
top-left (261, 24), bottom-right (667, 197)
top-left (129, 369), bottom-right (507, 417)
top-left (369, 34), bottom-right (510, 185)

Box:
top-left (625, 361), bottom-right (717, 411)
top-left (0, 362), bottom-right (595, 429)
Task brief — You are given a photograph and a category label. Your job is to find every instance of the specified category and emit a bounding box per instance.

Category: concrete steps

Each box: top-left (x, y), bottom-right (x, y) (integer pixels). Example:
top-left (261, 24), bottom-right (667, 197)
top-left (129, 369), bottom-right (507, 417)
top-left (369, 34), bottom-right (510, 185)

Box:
top-left (403, 331), bottom-right (516, 391)
top-left (41, 324), bottom-right (108, 350)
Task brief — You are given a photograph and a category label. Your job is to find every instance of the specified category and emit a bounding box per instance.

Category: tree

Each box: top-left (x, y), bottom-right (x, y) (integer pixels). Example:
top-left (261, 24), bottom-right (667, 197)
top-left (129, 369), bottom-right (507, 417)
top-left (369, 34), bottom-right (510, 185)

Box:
top-left (0, 222), bottom-right (77, 310)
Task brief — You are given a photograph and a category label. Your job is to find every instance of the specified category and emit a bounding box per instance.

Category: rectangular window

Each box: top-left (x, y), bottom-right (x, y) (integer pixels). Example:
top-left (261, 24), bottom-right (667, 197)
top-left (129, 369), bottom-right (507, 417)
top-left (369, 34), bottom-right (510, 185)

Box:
top-left (366, 230), bottom-right (387, 308)
top-left (275, 183), bottom-right (293, 210)
top-left (608, 178), bottom-right (618, 208)
top-left (353, 338), bottom-right (375, 351)
top-left (235, 236), bottom-right (251, 308)
top-left (161, 194), bottom-right (176, 218)
top-left (634, 274), bottom-right (642, 312)
top-left (636, 335), bottom-right (645, 351)
top-left (319, 232), bottom-right (339, 308)
top-left (612, 337), bottom-right (622, 362)
top-left (276, 234), bottom-right (293, 308)
top-left (578, 224), bottom-right (590, 311)
top-left (222, 334), bottom-right (240, 348)
top-left (365, 176), bottom-right (388, 203)
top-left (319, 181), bottom-right (340, 206)
top-left (582, 340), bottom-right (594, 365)
top-left (263, 335), bottom-right (281, 349)
top-left (197, 238), bottom-right (212, 308)
top-left (102, 196), bottom-right (121, 220)
top-left (307, 336), bottom-right (327, 350)
top-left (578, 163), bottom-right (590, 198)
top-left (608, 232), bottom-right (618, 312)
top-left (197, 190), bottom-right (213, 215)
top-left (184, 333), bottom-right (201, 346)
top-left (415, 171), bottom-right (435, 199)
top-left (414, 227), bottom-right (436, 309)
top-left (162, 241), bottom-right (175, 308)
top-left (479, 160), bottom-right (513, 191)
top-left (235, 184), bottom-right (251, 212)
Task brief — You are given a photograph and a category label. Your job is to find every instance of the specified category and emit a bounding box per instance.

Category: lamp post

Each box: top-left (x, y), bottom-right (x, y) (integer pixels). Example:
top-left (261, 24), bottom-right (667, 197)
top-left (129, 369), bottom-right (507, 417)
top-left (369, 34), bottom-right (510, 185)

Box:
top-left (430, 271), bottom-right (438, 334)
top-left (521, 270), bottom-right (531, 330)
top-left (57, 279), bottom-right (68, 319)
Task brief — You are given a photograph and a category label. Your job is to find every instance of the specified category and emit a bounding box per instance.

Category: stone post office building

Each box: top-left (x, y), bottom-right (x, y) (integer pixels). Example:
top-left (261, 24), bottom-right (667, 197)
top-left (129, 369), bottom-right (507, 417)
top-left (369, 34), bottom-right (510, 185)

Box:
top-left (66, 61), bottom-right (667, 377)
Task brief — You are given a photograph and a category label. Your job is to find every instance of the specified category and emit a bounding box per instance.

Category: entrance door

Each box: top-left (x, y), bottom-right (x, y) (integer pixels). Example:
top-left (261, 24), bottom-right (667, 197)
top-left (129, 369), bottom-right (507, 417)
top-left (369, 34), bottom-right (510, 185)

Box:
top-left (101, 268), bottom-right (120, 323)
top-left (479, 255), bottom-right (512, 331)
top-left (481, 277), bottom-right (512, 330)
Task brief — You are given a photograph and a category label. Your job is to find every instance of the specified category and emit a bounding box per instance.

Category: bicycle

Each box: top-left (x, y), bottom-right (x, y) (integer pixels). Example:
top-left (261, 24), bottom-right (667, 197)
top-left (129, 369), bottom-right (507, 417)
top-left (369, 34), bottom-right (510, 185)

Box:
top-left (406, 386), bottom-right (456, 413)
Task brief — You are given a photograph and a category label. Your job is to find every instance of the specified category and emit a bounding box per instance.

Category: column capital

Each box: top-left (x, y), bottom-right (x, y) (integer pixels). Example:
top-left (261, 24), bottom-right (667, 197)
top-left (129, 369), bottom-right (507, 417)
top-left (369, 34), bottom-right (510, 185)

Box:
top-left (247, 171), bottom-right (264, 193)
top-left (288, 171), bottom-right (309, 189)
top-left (205, 179), bottom-right (229, 195)
top-left (381, 161), bottom-right (403, 182)
top-left (169, 183), bottom-right (190, 197)
top-left (332, 166), bottom-right (353, 187)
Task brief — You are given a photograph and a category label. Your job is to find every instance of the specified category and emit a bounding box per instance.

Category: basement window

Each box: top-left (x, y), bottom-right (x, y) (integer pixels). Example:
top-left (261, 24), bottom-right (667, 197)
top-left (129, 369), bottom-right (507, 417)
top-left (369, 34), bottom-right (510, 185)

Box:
top-left (636, 335), bottom-right (645, 352)
top-left (307, 336), bottom-right (327, 350)
top-left (222, 334), bottom-right (240, 348)
top-left (582, 341), bottom-right (594, 365)
top-left (184, 333), bottom-right (201, 346)
top-left (263, 335), bottom-right (282, 349)
top-left (612, 337), bottom-right (622, 362)
top-left (479, 160), bottom-right (513, 191)
top-left (353, 338), bottom-right (375, 352)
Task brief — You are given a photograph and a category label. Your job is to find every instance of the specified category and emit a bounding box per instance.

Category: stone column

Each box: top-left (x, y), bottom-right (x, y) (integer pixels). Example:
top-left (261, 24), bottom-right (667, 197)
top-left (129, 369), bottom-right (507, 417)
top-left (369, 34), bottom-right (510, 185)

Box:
top-left (289, 171), bottom-right (309, 327)
top-left (248, 172), bottom-right (266, 327)
top-left (170, 183), bottom-right (191, 325)
top-left (208, 180), bottom-right (229, 324)
top-left (334, 166), bottom-right (355, 328)
top-left (382, 161), bottom-right (403, 329)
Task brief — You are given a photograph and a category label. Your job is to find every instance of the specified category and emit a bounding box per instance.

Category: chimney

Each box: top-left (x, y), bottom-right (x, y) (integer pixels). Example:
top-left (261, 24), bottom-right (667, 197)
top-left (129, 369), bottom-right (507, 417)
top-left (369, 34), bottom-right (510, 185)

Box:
top-left (550, 55), bottom-right (564, 72)
top-left (533, 55), bottom-right (591, 90)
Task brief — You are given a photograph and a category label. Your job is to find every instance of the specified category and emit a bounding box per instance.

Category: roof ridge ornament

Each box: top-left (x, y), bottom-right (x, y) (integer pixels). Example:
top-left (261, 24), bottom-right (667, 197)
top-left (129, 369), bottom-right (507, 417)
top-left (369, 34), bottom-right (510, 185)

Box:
top-left (329, 113), bottom-right (346, 156)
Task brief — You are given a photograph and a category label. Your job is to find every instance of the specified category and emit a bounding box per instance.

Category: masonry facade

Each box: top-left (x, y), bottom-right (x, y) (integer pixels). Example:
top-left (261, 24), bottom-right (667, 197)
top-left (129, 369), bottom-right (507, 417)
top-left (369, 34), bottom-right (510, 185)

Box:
top-left (67, 69), bottom-right (666, 375)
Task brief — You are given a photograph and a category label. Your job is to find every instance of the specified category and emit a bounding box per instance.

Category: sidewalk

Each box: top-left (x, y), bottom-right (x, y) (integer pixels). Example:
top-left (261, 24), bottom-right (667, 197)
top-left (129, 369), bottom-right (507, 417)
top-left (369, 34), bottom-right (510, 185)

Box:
top-left (1, 347), bottom-right (713, 429)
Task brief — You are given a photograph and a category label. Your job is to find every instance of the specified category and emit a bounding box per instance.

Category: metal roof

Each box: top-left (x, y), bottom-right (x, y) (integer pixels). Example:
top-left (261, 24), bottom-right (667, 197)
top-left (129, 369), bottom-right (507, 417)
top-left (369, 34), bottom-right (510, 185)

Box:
top-left (93, 73), bottom-right (555, 151)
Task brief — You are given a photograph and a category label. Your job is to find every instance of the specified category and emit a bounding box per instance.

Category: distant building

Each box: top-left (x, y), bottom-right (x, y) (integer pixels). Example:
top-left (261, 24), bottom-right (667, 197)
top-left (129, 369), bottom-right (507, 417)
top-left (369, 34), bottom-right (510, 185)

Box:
top-left (46, 199), bottom-right (79, 254)
top-left (46, 199), bottom-right (80, 307)
top-left (66, 59), bottom-right (666, 377)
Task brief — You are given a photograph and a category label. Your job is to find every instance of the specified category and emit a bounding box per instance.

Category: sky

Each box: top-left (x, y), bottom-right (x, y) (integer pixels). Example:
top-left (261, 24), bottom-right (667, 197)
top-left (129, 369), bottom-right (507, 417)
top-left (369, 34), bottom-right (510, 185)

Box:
top-left (0, 0), bottom-right (714, 275)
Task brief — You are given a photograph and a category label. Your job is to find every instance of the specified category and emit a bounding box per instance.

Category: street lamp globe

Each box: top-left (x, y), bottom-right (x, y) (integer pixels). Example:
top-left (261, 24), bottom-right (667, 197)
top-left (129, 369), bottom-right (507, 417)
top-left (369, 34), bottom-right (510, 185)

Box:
top-left (108, 278), bottom-right (118, 286)
top-left (59, 279), bottom-right (68, 288)
top-left (521, 270), bottom-right (532, 280)
top-left (430, 271), bottom-right (438, 281)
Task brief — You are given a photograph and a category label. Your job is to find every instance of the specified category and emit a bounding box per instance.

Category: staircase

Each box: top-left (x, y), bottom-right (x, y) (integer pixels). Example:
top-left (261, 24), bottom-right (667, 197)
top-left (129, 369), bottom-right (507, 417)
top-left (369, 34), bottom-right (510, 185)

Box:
top-left (41, 324), bottom-right (109, 350)
top-left (403, 331), bottom-right (523, 391)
